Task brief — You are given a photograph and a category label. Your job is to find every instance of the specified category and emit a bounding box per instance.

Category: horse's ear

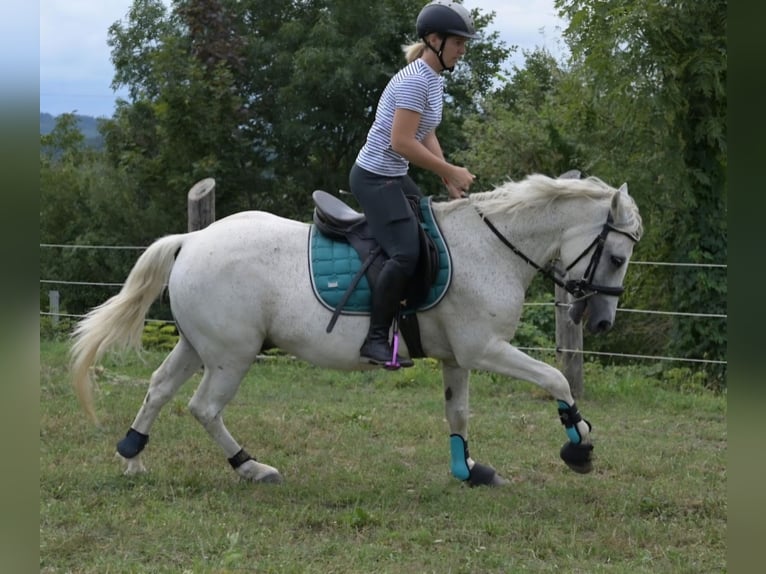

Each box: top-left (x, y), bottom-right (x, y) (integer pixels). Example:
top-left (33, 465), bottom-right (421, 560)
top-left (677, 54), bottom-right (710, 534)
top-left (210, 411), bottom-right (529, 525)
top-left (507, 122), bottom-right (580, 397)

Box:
top-left (611, 183), bottom-right (631, 223)
top-left (558, 169), bottom-right (581, 180)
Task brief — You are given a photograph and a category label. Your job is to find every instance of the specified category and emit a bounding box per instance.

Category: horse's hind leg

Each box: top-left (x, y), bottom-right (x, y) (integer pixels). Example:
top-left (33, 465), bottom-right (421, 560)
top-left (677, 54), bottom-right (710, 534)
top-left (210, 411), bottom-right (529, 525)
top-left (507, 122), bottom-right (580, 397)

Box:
top-left (187, 364), bottom-right (283, 484)
top-left (117, 336), bottom-right (202, 475)
top-left (442, 361), bottom-right (507, 487)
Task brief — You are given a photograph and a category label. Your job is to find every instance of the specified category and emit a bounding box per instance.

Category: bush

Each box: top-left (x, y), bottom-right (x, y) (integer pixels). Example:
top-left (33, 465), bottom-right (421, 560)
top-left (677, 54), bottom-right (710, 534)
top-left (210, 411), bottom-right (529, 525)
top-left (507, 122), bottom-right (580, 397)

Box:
top-left (141, 322), bottom-right (179, 351)
top-left (511, 298), bottom-right (556, 349)
top-left (40, 315), bottom-right (75, 341)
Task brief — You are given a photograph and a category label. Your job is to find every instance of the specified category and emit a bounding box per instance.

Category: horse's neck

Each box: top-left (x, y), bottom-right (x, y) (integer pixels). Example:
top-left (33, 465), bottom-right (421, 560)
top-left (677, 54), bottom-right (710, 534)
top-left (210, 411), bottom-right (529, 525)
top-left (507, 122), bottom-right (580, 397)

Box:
top-left (454, 202), bottom-right (569, 265)
top-left (432, 202), bottom-right (561, 294)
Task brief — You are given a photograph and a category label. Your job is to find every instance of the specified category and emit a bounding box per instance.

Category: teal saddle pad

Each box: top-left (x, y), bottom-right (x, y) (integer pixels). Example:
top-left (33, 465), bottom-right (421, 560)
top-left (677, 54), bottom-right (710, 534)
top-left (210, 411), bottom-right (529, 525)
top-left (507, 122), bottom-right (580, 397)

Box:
top-left (308, 196), bottom-right (452, 315)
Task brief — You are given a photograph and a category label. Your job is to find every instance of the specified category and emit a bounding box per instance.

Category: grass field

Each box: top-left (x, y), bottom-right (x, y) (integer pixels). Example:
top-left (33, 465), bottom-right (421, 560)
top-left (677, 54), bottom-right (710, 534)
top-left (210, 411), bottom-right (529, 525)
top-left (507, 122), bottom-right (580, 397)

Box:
top-left (40, 340), bottom-right (726, 573)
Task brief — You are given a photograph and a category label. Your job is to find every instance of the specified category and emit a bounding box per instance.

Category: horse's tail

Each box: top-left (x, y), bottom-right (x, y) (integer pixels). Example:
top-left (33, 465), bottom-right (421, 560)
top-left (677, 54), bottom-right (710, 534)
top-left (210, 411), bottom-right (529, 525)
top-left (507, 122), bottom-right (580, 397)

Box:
top-left (70, 233), bottom-right (188, 423)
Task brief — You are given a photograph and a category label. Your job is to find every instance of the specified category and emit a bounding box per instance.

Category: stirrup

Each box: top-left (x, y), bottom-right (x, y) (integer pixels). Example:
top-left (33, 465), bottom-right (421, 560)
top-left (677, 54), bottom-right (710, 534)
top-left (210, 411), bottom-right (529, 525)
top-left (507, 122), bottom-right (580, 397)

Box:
top-left (384, 316), bottom-right (413, 369)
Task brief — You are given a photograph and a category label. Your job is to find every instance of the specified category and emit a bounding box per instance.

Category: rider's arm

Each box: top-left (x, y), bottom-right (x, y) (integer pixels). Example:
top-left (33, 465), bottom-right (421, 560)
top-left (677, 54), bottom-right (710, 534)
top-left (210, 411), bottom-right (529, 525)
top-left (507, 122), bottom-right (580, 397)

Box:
top-left (422, 132), bottom-right (466, 199)
top-left (390, 108), bottom-right (474, 194)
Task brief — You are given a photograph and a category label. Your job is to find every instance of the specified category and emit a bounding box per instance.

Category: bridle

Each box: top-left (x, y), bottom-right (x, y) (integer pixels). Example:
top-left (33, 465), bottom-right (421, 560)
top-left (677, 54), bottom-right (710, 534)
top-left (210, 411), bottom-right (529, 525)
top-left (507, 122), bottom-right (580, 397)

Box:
top-left (475, 207), bottom-right (640, 301)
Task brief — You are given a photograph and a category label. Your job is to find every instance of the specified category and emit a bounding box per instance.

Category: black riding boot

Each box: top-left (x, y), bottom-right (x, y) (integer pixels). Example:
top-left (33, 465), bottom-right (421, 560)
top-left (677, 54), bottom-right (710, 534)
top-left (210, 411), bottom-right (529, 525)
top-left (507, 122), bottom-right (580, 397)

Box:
top-left (360, 261), bottom-right (414, 368)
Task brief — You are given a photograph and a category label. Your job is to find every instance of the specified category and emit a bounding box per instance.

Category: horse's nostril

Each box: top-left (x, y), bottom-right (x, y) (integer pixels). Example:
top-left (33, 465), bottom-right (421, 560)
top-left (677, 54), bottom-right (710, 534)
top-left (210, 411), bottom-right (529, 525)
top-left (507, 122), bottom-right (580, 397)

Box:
top-left (597, 320), bottom-right (612, 332)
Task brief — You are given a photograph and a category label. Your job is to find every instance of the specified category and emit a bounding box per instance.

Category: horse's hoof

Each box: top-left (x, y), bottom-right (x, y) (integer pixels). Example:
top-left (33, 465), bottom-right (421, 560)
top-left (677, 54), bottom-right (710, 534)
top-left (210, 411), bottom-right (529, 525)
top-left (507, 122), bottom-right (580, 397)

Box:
top-left (255, 471), bottom-right (284, 484)
top-left (116, 452), bottom-right (147, 475)
top-left (467, 462), bottom-right (509, 487)
top-left (560, 441), bottom-right (594, 474)
top-left (237, 460), bottom-right (284, 484)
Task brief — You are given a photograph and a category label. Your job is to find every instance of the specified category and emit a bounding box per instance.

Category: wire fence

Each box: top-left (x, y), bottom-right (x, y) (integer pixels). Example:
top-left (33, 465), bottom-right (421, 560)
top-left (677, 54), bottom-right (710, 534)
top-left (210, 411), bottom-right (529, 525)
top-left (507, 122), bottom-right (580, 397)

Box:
top-left (39, 243), bottom-right (727, 367)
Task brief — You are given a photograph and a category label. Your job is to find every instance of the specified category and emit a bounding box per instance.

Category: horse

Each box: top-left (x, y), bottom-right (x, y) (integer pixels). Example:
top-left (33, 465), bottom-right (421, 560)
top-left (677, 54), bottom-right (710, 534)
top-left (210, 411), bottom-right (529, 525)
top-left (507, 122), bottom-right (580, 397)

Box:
top-left (70, 172), bottom-right (642, 487)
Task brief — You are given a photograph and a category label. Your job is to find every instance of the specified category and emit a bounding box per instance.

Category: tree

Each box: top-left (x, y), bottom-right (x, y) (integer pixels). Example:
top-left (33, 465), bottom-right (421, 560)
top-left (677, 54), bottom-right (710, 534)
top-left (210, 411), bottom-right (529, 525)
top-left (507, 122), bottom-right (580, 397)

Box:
top-left (451, 1), bottom-right (726, 384)
top-left (454, 48), bottom-right (578, 187)
top-left (40, 114), bottom-right (155, 315)
top-left (40, 0), bottom-right (509, 317)
top-left (106, 0), bottom-right (257, 228)
top-left (555, 0), bottom-right (727, 385)
top-left (102, 0), bottom-right (509, 223)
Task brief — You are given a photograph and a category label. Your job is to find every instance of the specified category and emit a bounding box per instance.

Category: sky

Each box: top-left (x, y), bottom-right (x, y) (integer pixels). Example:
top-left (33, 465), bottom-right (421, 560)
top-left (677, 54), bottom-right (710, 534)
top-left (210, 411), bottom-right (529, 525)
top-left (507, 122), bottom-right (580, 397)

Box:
top-left (39, 1), bottom-right (568, 118)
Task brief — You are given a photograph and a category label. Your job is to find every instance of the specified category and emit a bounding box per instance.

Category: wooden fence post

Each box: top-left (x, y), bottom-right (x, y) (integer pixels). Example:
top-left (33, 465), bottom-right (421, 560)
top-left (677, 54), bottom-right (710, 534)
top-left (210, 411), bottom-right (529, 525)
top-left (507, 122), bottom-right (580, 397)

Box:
top-left (555, 284), bottom-right (584, 398)
top-left (187, 178), bottom-right (216, 231)
top-left (49, 290), bottom-right (60, 325)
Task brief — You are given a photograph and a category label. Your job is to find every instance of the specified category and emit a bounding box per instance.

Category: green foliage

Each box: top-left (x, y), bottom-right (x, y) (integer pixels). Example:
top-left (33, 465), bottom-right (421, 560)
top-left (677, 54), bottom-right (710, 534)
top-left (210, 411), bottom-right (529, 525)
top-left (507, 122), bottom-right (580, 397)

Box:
top-left (40, 111), bottom-right (176, 316)
top-left (456, 0), bottom-right (726, 383)
top-left (40, 112), bottom-right (104, 149)
top-left (39, 316), bottom-right (75, 342)
top-left (660, 366), bottom-right (718, 394)
top-left (551, 0), bottom-right (727, 378)
top-left (141, 321), bottom-right (179, 351)
top-left (101, 0), bottom-right (509, 219)
top-left (511, 298), bottom-right (556, 350)
top-left (454, 50), bottom-right (576, 187)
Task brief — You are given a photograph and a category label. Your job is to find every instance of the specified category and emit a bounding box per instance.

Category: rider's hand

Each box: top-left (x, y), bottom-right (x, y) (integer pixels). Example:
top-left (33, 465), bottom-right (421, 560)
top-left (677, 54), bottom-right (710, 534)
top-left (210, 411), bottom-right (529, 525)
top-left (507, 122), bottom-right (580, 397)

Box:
top-left (444, 166), bottom-right (475, 197)
top-left (443, 179), bottom-right (467, 200)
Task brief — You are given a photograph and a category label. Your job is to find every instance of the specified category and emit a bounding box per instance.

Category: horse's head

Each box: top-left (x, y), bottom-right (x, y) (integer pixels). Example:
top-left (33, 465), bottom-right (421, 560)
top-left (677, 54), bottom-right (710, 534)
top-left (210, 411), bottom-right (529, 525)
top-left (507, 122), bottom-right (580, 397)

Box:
top-left (560, 183), bottom-right (642, 334)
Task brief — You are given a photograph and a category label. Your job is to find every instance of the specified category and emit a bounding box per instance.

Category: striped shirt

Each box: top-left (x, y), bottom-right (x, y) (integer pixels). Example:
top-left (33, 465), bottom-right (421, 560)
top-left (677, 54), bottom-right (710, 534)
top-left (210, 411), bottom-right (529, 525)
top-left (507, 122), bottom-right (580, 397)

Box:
top-left (356, 58), bottom-right (444, 177)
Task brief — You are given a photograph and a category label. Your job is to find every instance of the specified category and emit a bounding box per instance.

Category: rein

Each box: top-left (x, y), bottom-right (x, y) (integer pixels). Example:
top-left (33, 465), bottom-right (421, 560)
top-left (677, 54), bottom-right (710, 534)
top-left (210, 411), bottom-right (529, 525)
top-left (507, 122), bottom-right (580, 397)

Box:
top-left (474, 205), bottom-right (638, 300)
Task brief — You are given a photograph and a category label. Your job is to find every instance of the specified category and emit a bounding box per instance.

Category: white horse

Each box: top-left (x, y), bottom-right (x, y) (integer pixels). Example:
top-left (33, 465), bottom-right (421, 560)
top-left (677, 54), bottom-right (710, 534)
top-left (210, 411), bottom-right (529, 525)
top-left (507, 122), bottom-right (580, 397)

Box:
top-left (70, 173), bottom-right (642, 486)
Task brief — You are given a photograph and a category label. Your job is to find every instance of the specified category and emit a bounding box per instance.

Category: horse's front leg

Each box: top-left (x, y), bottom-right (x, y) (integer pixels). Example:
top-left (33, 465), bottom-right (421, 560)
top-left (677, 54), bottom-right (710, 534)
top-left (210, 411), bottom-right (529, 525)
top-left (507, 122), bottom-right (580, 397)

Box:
top-left (467, 342), bottom-right (594, 474)
top-left (442, 361), bottom-right (508, 486)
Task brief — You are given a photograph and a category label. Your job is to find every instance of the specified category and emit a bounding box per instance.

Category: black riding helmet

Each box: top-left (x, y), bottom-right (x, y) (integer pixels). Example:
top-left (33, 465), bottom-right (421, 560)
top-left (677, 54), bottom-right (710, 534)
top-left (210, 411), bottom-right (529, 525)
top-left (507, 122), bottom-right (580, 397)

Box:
top-left (416, 1), bottom-right (479, 71)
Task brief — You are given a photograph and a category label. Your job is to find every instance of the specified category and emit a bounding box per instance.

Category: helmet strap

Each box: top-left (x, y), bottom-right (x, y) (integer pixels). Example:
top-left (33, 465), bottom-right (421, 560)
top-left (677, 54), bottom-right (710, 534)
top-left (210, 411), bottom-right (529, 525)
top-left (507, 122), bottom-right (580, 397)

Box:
top-left (424, 35), bottom-right (453, 72)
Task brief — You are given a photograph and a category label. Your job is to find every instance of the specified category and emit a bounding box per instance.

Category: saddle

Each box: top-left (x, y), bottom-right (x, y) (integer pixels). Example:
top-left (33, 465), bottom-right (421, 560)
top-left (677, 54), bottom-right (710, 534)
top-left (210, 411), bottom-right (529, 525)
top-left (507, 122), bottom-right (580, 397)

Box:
top-left (311, 190), bottom-right (443, 355)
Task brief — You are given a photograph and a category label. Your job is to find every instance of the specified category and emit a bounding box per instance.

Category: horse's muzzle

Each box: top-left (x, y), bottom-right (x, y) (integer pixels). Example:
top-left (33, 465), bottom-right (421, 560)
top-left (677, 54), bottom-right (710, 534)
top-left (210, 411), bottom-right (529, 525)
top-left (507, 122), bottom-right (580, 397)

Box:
top-left (568, 299), bottom-right (587, 325)
top-left (591, 319), bottom-right (613, 334)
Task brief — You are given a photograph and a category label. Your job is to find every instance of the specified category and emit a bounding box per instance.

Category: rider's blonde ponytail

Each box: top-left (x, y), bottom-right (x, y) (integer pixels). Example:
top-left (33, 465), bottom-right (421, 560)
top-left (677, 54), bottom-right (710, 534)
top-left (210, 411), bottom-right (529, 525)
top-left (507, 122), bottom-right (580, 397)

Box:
top-left (402, 41), bottom-right (426, 63)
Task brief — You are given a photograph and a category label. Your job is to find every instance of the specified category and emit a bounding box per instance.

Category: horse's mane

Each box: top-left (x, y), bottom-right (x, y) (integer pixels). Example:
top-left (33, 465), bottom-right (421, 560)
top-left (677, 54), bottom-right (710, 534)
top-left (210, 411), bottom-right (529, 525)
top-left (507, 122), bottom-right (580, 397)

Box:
top-left (439, 174), bottom-right (642, 238)
top-left (473, 174), bottom-right (618, 213)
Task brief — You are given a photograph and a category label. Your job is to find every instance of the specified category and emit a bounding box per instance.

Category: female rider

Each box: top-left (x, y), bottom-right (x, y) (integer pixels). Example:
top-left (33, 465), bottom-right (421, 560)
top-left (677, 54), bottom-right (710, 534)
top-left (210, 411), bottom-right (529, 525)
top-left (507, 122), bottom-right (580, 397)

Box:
top-left (350, 0), bottom-right (478, 367)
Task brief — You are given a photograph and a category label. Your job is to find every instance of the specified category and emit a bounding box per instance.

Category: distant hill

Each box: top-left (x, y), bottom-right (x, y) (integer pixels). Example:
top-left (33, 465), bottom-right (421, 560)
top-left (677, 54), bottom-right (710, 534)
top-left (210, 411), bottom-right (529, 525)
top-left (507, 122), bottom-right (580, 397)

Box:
top-left (40, 112), bottom-right (104, 149)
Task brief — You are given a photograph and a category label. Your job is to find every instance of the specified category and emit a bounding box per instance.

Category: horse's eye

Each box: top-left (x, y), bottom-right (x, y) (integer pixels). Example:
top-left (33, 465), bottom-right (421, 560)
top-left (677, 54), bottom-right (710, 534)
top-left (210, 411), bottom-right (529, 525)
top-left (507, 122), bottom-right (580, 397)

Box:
top-left (611, 255), bottom-right (626, 267)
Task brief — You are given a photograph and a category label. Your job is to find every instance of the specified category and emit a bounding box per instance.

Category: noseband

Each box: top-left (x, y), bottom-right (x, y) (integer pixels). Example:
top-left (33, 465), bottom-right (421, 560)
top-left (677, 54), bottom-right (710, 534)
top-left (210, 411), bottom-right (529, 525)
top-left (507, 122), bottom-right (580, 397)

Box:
top-left (475, 207), bottom-right (639, 300)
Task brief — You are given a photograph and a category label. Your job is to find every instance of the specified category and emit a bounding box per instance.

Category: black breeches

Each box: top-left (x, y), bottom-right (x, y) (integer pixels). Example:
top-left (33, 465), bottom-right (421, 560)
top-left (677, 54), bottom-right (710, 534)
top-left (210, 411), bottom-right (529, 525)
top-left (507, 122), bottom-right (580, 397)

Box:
top-left (349, 163), bottom-right (422, 277)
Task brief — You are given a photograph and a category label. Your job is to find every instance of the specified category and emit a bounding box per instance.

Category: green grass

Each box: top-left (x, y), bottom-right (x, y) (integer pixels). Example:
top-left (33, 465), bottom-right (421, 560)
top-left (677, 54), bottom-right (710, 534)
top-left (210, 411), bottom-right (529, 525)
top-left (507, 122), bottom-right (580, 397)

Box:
top-left (40, 340), bottom-right (726, 573)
